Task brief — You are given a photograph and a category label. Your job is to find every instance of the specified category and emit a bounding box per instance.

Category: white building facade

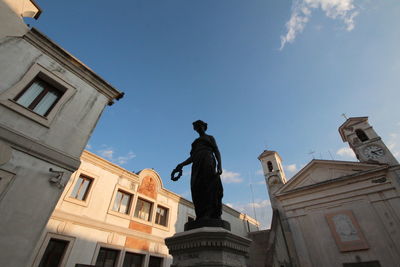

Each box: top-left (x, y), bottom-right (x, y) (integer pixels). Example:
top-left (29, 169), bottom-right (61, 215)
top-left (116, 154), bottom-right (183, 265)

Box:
top-left (259, 117), bottom-right (400, 267)
top-left (0, 1), bottom-right (123, 266)
top-left (32, 151), bottom-right (259, 267)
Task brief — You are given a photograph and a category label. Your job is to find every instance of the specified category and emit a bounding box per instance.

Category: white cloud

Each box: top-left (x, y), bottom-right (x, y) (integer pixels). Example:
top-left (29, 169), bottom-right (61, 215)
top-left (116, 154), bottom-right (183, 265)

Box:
top-left (284, 164), bottom-right (298, 173)
top-left (98, 147), bottom-right (136, 165)
top-left (116, 152), bottom-right (136, 165)
top-left (336, 147), bottom-right (356, 159)
top-left (229, 199), bottom-right (272, 229)
top-left (99, 149), bottom-right (114, 160)
top-left (280, 0), bottom-right (359, 49)
top-left (86, 144), bottom-right (92, 150)
top-left (221, 169), bottom-right (243, 183)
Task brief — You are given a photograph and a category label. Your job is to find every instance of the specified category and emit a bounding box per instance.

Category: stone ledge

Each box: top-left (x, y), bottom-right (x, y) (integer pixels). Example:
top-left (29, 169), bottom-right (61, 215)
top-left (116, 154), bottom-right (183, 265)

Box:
top-left (166, 227), bottom-right (252, 267)
top-left (184, 218), bottom-right (231, 231)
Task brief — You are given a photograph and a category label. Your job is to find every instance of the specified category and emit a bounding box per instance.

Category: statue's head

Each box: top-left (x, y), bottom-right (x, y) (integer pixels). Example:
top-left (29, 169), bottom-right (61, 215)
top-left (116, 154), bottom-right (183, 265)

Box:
top-left (193, 120), bottom-right (208, 132)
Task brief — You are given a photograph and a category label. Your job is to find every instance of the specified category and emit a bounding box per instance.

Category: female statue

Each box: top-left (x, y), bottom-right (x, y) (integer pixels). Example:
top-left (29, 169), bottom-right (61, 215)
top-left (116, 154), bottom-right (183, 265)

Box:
top-left (171, 120), bottom-right (223, 220)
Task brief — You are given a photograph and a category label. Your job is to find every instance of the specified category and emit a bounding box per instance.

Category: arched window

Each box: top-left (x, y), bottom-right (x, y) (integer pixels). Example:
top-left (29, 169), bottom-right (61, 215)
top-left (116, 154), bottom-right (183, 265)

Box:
top-left (355, 129), bottom-right (369, 142)
top-left (267, 161), bottom-right (273, 172)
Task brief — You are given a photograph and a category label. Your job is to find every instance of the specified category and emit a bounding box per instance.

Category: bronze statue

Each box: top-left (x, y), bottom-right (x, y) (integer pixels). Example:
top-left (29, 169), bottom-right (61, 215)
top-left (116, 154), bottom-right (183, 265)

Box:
top-left (171, 120), bottom-right (223, 221)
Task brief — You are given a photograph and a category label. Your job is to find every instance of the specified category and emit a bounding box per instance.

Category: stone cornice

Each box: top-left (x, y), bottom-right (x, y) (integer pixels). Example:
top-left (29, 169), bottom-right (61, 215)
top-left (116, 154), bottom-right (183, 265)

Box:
top-left (23, 28), bottom-right (124, 104)
top-left (0, 123), bottom-right (80, 171)
top-left (277, 165), bottom-right (389, 198)
top-left (81, 150), bottom-right (139, 181)
top-left (165, 227), bottom-right (252, 255)
top-left (81, 150), bottom-right (182, 202)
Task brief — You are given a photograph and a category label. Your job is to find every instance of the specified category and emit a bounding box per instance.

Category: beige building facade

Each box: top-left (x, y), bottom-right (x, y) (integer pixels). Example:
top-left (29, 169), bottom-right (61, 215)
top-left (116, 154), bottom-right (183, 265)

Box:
top-left (0, 1), bottom-right (123, 266)
top-left (32, 151), bottom-right (259, 267)
top-left (259, 117), bottom-right (400, 267)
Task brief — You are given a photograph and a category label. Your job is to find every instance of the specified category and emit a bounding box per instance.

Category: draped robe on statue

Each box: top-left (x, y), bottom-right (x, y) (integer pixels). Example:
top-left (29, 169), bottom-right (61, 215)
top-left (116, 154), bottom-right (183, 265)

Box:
top-left (190, 134), bottom-right (223, 219)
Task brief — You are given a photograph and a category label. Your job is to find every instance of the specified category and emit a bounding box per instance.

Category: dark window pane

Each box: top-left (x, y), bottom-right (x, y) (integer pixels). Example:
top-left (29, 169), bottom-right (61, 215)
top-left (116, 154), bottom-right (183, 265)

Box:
top-left (95, 248), bottom-right (119, 267)
top-left (112, 190), bottom-right (132, 214)
top-left (71, 176), bottom-right (93, 201)
top-left (122, 252), bottom-right (144, 267)
top-left (148, 256), bottom-right (163, 267)
top-left (38, 238), bottom-right (69, 267)
top-left (267, 161), bottom-right (273, 172)
top-left (355, 129), bottom-right (369, 142)
top-left (134, 198), bottom-right (153, 221)
top-left (15, 77), bottom-right (63, 116)
top-left (16, 80), bottom-right (44, 107)
top-left (155, 206), bottom-right (168, 226)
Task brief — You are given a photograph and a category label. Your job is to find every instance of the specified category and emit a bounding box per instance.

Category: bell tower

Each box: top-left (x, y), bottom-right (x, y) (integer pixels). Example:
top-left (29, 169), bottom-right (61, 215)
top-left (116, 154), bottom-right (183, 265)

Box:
top-left (339, 117), bottom-right (398, 165)
top-left (258, 150), bottom-right (286, 209)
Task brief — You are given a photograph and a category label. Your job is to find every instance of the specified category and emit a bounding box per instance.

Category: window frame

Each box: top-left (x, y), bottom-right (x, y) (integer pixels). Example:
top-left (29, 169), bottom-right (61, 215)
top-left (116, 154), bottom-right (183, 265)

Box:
top-left (112, 189), bottom-right (134, 215)
top-left (154, 205), bottom-right (169, 227)
top-left (64, 170), bottom-right (97, 207)
top-left (32, 233), bottom-right (75, 267)
top-left (133, 197), bottom-right (154, 223)
top-left (13, 76), bottom-right (63, 117)
top-left (148, 254), bottom-right (164, 267)
top-left (108, 185), bottom-right (136, 219)
top-left (91, 243), bottom-right (123, 267)
top-left (121, 250), bottom-right (146, 267)
top-left (70, 174), bottom-right (94, 201)
top-left (0, 63), bottom-right (76, 127)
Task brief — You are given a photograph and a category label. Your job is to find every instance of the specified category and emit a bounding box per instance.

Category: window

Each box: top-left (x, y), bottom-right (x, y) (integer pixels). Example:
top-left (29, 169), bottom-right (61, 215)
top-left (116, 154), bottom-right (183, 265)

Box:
top-left (267, 161), bottom-right (273, 172)
top-left (122, 252), bottom-right (144, 267)
top-left (70, 175), bottom-right (93, 201)
top-left (112, 190), bottom-right (133, 214)
top-left (155, 205), bottom-right (169, 226)
top-left (38, 238), bottom-right (69, 267)
top-left (134, 198), bottom-right (153, 221)
top-left (0, 64), bottom-right (76, 127)
top-left (95, 248), bottom-right (120, 267)
top-left (14, 77), bottom-right (63, 117)
top-left (355, 129), bottom-right (369, 142)
top-left (148, 256), bottom-right (163, 267)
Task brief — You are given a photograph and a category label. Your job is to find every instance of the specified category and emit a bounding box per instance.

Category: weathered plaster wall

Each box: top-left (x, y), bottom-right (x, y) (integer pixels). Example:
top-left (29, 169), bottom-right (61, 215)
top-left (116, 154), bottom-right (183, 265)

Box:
top-left (0, 149), bottom-right (72, 267)
top-left (279, 169), bottom-right (400, 267)
top-left (0, 37), bottom-right (109, 158)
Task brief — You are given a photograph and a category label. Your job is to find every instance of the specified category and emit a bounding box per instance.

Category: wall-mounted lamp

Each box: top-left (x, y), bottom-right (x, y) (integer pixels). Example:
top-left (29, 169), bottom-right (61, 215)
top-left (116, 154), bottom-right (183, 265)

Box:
top-left (49, 168), bottom-right (65, 189)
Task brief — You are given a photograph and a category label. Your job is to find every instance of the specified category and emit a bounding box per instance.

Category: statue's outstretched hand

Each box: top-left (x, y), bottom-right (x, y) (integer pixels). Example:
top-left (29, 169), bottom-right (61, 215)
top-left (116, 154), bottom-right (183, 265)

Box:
top-left (171, 166), bottom-right (183, 181)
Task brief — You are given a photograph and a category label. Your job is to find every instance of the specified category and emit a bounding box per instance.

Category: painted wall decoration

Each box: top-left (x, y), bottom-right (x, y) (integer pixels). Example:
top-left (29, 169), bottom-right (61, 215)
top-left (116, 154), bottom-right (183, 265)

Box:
top-left (326, 210), bottom-right (369, 252)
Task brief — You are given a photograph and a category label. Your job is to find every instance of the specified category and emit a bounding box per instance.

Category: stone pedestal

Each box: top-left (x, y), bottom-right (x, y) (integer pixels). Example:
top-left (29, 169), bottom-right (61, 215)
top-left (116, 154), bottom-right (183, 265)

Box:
top-left (165, 227), bottom-right (252, 267)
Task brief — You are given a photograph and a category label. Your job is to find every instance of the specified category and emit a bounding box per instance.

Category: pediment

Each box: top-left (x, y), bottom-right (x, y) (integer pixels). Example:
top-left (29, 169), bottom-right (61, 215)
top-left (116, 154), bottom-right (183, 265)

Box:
top-left (278, 160), bottom-right (382, 193)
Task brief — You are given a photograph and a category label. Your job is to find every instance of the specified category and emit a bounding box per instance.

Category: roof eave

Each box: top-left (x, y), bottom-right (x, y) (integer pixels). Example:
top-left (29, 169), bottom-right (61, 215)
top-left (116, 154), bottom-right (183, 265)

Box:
top-left (24, 28), bottom-right (124, 103)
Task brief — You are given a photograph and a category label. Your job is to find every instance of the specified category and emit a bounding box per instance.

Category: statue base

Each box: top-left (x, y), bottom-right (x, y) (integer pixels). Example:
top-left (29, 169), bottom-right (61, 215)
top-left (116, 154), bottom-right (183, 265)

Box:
top-left (165, 227), bottom-right (251, 267)
top-left (184, 218), bottom-right (231, 231)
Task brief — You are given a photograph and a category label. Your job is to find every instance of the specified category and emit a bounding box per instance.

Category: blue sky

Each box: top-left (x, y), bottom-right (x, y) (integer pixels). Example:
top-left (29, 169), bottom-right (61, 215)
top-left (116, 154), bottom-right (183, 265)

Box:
top-left (28, 0), bottom-right (400, 228)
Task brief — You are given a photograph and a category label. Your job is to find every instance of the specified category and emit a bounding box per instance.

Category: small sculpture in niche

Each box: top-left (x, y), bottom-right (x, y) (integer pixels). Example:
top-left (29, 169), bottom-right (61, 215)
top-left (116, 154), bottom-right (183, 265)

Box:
top-left (171, 120), bottom-right (223, 221)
